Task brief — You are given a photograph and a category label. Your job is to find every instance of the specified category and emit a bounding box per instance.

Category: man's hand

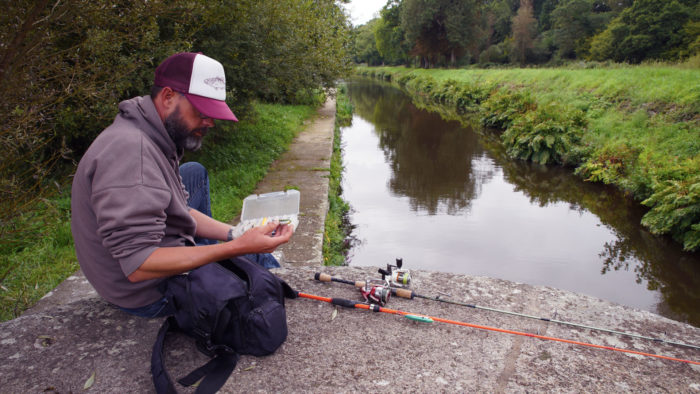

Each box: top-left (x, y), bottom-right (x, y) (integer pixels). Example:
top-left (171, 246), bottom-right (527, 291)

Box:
top-left (231, 221), bottom-right (294, 254)
top-left (128, 221), bottom-right (294, 283)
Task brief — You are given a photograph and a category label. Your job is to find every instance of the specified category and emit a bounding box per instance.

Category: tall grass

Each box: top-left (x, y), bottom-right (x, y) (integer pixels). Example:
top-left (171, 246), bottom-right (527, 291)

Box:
top-left (357, 65), bottom-right (700, 251)
top-left (323, 85), bottom-right (353, 266)
top-left (0, 102), bottom-right (316, 322)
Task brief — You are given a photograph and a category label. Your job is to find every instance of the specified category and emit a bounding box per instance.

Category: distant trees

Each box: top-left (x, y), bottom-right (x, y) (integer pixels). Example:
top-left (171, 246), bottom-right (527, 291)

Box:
top-left (400, 0), bottom-right (481, 67)
top-left (589, 0), bottom-right (699, 62)
top-left (352, 0), bottom-right (700, 67)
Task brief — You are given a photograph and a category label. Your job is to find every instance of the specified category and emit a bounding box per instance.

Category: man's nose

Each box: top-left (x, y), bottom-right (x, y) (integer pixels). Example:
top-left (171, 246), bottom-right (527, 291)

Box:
top-left (202, 117), bottom-right (215, 128)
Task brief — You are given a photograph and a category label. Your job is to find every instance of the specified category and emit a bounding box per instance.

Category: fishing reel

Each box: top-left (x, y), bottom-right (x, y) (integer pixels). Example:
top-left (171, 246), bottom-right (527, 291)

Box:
top-left (360, 278), bottom-right (391, 306)
top-left (378, 258), bottom-right (411, 288)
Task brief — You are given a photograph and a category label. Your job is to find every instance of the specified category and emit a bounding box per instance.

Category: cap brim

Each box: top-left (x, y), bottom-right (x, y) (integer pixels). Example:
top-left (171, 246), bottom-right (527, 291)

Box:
top-left (184, 93), bottom-right (238, 122)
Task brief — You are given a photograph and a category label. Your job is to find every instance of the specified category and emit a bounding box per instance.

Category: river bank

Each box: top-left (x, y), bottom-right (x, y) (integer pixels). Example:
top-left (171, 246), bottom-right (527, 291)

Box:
top-left (356, 65), bottom-right (700, 253)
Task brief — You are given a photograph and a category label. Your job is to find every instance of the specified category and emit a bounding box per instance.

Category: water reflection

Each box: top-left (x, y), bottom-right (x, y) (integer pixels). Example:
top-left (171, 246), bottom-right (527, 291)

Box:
top-left (343, 79), bottom-right (700, 326)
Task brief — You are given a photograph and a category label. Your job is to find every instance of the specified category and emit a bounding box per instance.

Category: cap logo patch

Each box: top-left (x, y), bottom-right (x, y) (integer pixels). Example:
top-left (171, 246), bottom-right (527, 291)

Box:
top-left (204, 77), bottom-right (226, 91)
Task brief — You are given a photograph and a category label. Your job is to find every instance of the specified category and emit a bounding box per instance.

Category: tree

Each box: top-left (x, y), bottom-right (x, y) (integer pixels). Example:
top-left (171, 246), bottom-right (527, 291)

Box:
top-left (354, 19), bottom-right (383, 65)
top-left (550, 0), bottom-right (614, 59)
top-left (511, 0), bottom-right (537, 64)
top-left (588, 0), bottom-right (698, 63)
top-left (374, 0), bottom-right (410, 65)
top-left (0, 0), bottom-right (199, 248)
top-left (400, 0), bottom-right (481, 67)
top-left (195, 0), bottom-right (352, 105)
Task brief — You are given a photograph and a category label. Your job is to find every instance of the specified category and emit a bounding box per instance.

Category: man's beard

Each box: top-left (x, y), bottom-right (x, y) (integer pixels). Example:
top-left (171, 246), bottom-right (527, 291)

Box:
top-left (164, 107), bottom-right (206, 152)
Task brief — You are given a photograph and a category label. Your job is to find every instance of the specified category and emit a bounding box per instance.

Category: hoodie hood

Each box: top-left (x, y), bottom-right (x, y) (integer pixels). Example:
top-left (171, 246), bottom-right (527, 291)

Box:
top-left (117, 96), bottom-right (181, 161)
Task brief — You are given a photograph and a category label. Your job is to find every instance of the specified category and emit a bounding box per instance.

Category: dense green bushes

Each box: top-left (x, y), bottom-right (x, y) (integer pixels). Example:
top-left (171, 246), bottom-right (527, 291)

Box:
top-left (356, 66), bottom-right (700, 251)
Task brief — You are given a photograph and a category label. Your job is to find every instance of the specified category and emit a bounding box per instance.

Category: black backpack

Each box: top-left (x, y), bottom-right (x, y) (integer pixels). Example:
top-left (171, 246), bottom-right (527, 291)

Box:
top-left (151, 256), bottom-right (296, 394)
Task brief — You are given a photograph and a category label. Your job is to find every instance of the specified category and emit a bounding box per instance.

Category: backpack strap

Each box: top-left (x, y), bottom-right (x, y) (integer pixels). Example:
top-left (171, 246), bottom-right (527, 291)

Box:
top-left (177, 353), bottom-right (239, 394)
top-left (151, 316), bottom-right (179, 394)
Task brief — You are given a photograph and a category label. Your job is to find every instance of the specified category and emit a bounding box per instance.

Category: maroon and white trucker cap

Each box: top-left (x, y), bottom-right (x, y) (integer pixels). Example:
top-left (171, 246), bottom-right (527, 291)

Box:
top-left (154, 52), bottom-right (238, 121)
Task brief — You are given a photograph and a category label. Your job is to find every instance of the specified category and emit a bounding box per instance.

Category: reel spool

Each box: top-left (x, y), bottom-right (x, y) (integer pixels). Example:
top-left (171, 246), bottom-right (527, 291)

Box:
top-left (379, 258), bottom-right (411, 288)
top-left (360, 278), bottom-right (391, 306)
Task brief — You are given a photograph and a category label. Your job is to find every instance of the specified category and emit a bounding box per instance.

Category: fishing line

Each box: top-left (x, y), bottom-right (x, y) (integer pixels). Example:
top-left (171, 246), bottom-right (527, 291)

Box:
top-left (297, 292), bottom-right (700, 366)
top-left (314, 272), bottom-right (700, 351)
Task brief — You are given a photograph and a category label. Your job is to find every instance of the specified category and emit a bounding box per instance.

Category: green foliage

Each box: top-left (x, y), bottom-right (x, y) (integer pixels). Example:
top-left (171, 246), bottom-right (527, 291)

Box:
top-left (323, 85), bottom-right (354, 266)
top-left (481, 89), bottom-right (535, 129)
top-left (351, 0), bottom-right (697, 67)
top-left (501, 103), bottom-right (586, 165)
top-left (588, 0), bottom-right (697, 63)
top-left (374, 0), bottom-right (410, 65)
top-left (641, 176), bottom-right (700, 252)
top-left (550, 0), bottom-right (615, 59)
top-left (196, 0), bottom-right (352, 105)
top-left (399, 0), bottom-right (480, 67)
top-left (353, 19), bottom-right (383, 66)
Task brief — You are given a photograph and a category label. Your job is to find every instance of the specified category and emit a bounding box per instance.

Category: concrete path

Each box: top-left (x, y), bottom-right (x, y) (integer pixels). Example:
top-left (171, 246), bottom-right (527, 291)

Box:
top-left (1, 97), bottom-right (699, 393)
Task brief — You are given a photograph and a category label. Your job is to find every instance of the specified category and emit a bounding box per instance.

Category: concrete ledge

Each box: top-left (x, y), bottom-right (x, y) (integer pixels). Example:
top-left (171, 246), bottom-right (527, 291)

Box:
top-left (1, 265), bottom-right (699, 392)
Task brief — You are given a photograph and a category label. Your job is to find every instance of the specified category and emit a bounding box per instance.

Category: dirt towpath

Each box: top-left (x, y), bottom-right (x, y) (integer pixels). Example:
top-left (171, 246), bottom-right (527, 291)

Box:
top-left (1, 97), bottom-right (699, 393)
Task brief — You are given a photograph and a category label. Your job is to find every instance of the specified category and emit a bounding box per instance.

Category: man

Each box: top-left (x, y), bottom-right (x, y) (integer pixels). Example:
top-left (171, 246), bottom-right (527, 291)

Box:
top-left (71, 52), bottom-right (293, 318)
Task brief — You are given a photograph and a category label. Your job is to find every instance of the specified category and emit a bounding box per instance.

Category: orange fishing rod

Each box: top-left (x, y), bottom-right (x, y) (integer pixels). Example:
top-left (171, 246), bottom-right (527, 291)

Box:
top-left (314, 273), bottom-right (700, 350)
top-left (297, 292), bottom-right (700, 366)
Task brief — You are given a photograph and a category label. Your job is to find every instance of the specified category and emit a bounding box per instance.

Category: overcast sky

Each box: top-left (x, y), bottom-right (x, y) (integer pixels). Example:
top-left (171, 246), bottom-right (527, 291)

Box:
top-left (343, 0), bottom-right (385, 26)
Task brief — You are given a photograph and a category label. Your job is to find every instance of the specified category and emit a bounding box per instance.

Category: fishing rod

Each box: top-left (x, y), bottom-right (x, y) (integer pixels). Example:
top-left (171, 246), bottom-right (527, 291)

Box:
top-left (314, 272), bottom-right (700, 351)
top-left (297, 291), bottom-right (700, 366)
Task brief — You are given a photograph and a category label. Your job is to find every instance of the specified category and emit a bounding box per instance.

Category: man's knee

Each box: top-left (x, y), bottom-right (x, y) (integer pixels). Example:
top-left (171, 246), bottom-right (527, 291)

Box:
top-left (180, 161), bottom-right (208, 180)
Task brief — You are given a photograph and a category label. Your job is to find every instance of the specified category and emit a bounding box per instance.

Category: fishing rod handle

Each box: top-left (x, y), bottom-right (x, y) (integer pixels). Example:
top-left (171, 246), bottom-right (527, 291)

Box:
top-left (314, 273), bottom-right (365, 288)
top-left (391, 288), bottom-right (415, 299)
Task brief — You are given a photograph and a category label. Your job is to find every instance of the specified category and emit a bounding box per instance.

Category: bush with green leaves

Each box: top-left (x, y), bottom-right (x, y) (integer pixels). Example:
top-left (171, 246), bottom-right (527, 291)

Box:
top-left (642, 176), bottom-right (700, 251)
top-left (501, 104), bottom-right (586, 165)
top-left (480, 89), bottom-right (536, 130)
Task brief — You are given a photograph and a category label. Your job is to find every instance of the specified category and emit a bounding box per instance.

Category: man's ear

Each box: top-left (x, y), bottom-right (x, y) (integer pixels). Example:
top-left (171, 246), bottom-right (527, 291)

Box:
top-left (154, 87), bottom-right (178, 121)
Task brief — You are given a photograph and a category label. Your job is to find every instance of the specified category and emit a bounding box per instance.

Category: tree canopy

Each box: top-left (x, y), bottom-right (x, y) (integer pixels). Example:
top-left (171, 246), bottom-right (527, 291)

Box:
top-left (351, 0), bottom-right (699, 67)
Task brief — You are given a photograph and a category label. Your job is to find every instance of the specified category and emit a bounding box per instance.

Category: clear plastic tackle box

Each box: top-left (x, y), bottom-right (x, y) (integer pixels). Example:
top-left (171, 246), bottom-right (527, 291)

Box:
top-left (240, 190), bottom-right (300, 229)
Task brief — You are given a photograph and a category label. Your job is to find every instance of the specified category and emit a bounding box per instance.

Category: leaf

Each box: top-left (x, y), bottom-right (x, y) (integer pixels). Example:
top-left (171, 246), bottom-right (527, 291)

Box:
top-left (83, 371), bottom-right (95, 390)
top-left (243, 365), bottom-right (256, 371)
top-left (331, 306), bottom-right (338, 321)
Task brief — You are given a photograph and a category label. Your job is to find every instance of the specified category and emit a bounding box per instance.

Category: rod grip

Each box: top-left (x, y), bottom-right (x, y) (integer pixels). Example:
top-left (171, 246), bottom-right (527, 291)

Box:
top-left (331, 298), bottom-right (358, 309)
top-left (315, 272), bottom-right (332, 282)
top-left (392, 288), bottom-right (415, 299)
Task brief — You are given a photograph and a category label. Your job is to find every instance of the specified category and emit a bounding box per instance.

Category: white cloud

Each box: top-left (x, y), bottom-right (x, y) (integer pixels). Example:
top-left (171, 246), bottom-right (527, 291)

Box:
top-left (343, 0), bottom-right (385, 26)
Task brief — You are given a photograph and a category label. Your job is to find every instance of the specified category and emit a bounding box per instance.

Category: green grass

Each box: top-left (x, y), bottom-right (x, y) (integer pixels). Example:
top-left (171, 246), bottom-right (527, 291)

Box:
top-left (0, 102), bottom-right (317, 322)
top-left (323, 85), bottom-right (353, 266)
top-left (357, 64), bottom-right (700, 251)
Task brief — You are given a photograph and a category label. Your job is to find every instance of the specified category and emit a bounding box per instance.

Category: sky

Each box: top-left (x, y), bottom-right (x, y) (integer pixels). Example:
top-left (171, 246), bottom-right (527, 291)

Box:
top-left (342, 0), bottom-right (386, 26)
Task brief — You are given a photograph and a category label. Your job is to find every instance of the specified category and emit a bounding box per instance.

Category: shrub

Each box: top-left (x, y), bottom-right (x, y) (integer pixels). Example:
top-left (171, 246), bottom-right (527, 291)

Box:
top-left (641, 175), bottom-right (700, 251)
top-left (480, 89), bottom-right (536, 129)
top-left (501, 103), bottom-right (586, 165)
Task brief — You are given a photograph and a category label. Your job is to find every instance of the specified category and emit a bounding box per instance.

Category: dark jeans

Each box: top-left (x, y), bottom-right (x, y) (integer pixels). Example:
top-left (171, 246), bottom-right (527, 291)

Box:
top-left (119, 162), bottom-right (280, 318)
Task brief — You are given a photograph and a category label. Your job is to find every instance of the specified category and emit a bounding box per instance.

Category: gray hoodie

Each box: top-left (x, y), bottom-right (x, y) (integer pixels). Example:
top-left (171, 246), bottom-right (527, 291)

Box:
top-left (71, 96), bottom-right (196, 308)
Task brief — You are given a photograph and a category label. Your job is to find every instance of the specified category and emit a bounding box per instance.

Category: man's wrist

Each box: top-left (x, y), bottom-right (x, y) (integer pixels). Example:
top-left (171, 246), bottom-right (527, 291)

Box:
top-left (227, 227), bottom-right (235, 242)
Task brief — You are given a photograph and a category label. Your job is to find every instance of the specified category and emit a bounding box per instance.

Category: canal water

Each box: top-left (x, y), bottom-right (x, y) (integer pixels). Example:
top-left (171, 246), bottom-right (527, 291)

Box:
top-left (341, 79), bottom-right (700, 327)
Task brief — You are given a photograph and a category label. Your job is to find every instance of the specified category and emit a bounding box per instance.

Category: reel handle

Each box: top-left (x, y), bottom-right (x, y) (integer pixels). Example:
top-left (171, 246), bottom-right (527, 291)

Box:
top-left (378, 268), bottom-right (391, 279)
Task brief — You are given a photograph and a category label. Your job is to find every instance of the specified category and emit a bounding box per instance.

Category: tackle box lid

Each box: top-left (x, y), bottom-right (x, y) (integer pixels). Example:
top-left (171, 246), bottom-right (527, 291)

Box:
top-left (241, 190), bottom-right (300, 221)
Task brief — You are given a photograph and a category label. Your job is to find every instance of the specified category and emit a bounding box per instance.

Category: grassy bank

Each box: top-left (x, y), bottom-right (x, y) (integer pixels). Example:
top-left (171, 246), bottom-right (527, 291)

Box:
top-left (357, 65), bottom-right (700, 251)
top-left (323, 85), bottom-right (353, 266)
top-left (0, 102), bottom-right (317, 322)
